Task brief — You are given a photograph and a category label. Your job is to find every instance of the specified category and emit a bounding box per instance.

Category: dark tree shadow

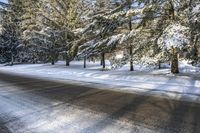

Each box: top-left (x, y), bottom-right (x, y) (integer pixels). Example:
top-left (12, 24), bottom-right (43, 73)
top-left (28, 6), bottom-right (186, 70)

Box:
top-left (0, 71), bottom-right (199, 133)
top-left (0, 117), bottom-right (12, 133)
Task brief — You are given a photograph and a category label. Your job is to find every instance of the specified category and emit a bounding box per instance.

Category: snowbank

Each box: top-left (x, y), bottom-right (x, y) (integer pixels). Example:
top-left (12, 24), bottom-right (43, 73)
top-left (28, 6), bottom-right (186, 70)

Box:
top-left (0, 60), bottom-right (200, 103)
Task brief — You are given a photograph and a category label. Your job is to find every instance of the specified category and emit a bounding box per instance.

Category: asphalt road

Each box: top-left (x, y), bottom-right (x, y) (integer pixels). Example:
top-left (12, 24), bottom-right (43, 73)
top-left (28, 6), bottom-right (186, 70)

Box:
top-left (0, 72), bottom-right (200, 133)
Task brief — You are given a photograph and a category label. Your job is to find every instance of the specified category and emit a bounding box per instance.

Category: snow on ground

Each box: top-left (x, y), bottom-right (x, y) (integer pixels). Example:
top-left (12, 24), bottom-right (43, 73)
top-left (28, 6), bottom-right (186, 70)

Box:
top-left (0, 60), bottom-right (200, 103)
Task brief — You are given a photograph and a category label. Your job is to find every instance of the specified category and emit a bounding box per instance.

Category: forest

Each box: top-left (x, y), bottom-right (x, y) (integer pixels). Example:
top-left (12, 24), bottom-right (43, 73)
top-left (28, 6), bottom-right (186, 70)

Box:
top-left (0, 0), bottom-right (199, 74)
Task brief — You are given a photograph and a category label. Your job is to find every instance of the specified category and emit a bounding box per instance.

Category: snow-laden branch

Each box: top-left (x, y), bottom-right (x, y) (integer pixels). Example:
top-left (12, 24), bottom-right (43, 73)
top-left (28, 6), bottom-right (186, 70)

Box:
top-left (158, 23), bottom-right (191, 50)
top-left (77, 28), bottom-right (151, 57)
top-left (76, 4), bottom-right (153, 36)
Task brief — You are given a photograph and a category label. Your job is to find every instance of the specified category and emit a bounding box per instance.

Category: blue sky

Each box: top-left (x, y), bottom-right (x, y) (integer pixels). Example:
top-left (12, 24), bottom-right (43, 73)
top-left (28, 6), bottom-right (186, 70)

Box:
top-left (0, 0), bottom-right (7, 3)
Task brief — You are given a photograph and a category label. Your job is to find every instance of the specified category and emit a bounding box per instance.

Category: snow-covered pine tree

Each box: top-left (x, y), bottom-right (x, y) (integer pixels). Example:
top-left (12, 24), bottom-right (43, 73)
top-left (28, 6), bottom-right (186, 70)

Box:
top-left (18, 0), bottom-right (42, 63)
top-left (0, 6), bottom-right (7, 63)
top-left (155, 0), bottom-right (193, 73)
top-left (0, 0), bottom-right (199, 73)
top-left (187, 1), bottom-right (200, 63)
top-left (0, 0), bottom-right (24, 65)
top-left (76, 0), bottom-right (153, 70)
top-left (38, 0), bottom-right (79, 65)
top-left (73, 0), bottom-right (115, 69)
top-left (75, 0), bottom-right (198, 73)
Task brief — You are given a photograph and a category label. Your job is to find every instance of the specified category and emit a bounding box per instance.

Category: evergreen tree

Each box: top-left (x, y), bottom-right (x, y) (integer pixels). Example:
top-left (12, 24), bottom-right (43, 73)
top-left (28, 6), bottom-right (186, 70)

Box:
top-left (38, 0), bottom-right (79, 65)
top-left (0, 0), bottom-right (199, 74)
top-left (0, 0), bottom-right (24, 64)
top-left (76, 0), bottom-right (198, 73)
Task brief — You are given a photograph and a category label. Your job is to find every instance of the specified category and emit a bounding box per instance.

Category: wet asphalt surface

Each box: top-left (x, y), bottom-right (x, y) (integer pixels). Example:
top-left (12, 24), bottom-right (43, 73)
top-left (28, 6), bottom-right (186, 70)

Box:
top-left (0, 71), bottom-right (200, 133)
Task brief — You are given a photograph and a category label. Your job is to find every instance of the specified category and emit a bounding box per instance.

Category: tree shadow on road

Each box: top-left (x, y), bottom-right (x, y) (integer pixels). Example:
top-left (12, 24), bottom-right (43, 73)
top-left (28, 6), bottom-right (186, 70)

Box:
top-left (0, 72), bottom-right (200, 133)
top-left (0, 117), bottom-right (12, 133)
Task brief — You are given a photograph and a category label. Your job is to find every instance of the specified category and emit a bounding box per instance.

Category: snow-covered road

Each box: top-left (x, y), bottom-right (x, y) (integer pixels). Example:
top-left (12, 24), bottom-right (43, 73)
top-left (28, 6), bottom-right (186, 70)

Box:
top-left (0, 71), bottom-right (200, 133)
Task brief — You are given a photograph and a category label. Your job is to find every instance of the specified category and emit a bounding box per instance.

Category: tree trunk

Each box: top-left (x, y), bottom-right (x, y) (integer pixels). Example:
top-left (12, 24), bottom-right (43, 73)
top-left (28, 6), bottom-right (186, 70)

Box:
top-left (100, 58), bottom-right (103, 66)
top-left (66, 62), bottom-right (70, 66)
top-left (66, 54), bottom-right (70, 66)
top-left (51, 57), bottom-right (55, 65)
top-left (194, 36), bottom-right (199, 61)
top-left (169, 0), bottom-right (175, 20)
top-left (11, 52), bottom-right (14, 66)
top-left (66, 60), bottom-right (70, 66)
top-left (130, 46), bottom-right (134, 71)
top-left (84, 56), bottom-right (87, 68)
top-left (50, 48), bottom-right (55, 65)
top-left (102, 53), bottom-right (105, 69)
top-left (51, 61), bottom-right (55, 65)
top-left (158, 60), bottom-right (161, 69)
top-left (171, 47), bottom-right (179, 74)
top-left (128, 2), bottom-right (133, 71)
